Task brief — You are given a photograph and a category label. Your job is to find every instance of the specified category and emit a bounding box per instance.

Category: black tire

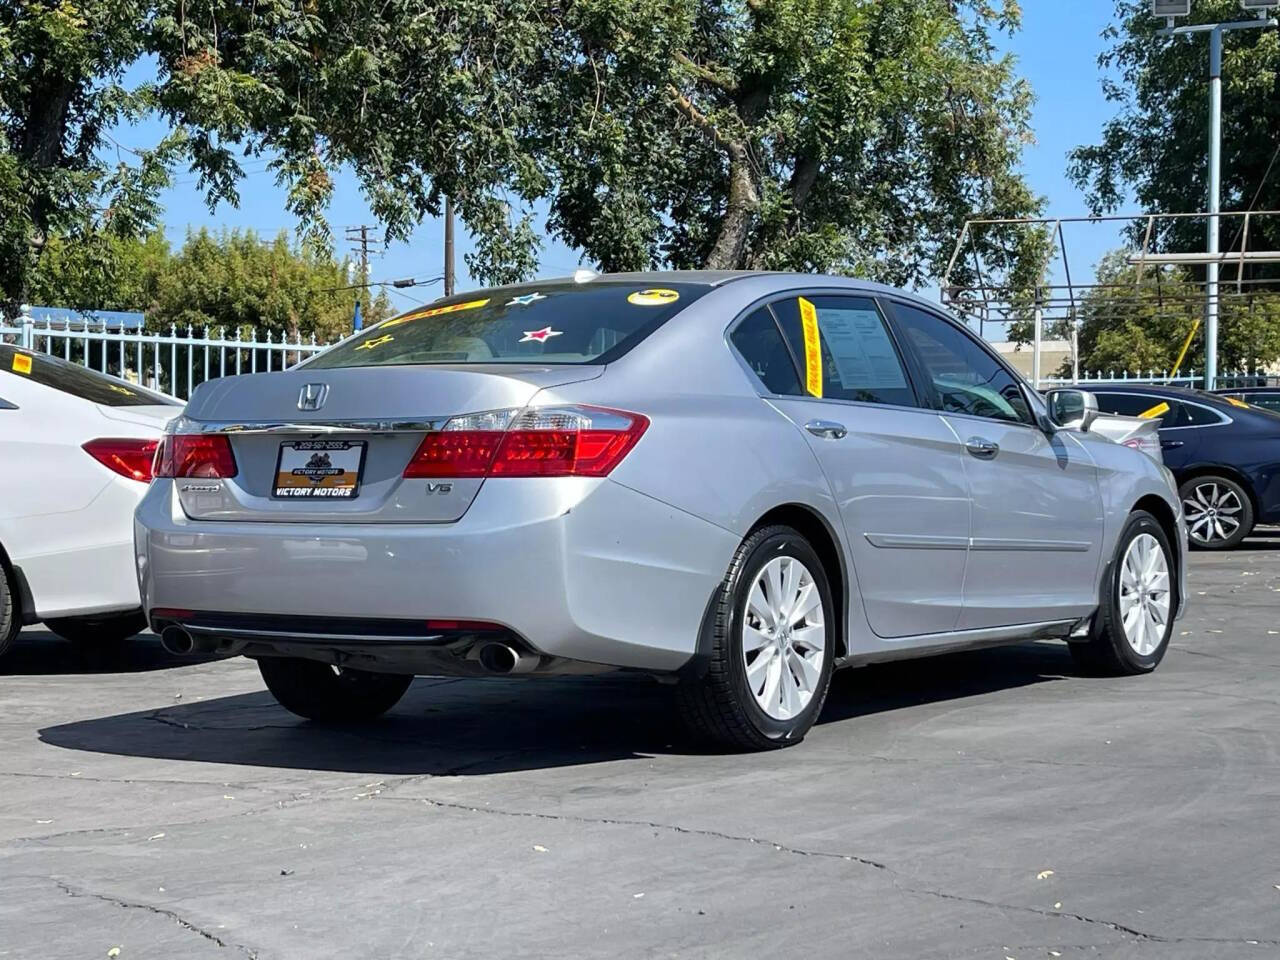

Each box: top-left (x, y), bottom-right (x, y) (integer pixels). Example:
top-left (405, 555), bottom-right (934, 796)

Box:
top-left (0, 560), bottom-right (18, 659)
top-left (1178, 474), bottom-right (1253, 550)
top-left (1070, 510), bottom-right (1176, 676)
top-left (44, 612), bottom-right (147, 647)
top-left (257, 656), bottom-right (413, 722)
top-left (679, 525), bottom-right (836, 751)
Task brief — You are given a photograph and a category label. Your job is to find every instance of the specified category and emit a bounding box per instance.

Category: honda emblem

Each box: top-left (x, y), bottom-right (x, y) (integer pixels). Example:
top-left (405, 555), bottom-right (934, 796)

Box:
top-left (297, 383), bottom-right (329, 411)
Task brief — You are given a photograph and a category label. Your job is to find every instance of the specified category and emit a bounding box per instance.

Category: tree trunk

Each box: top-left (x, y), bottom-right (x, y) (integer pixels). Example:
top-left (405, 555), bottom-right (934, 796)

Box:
top-left (704, 142), bottom-right (759, 269)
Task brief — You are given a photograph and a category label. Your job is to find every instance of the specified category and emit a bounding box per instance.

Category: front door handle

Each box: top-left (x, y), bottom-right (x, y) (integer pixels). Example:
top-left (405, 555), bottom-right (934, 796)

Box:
top-left (965, 436), bottom-right (999, 460)
top-left (805, 419), bottom-right (848, 440)
top-left (1161, 440), bottom-right (1184, 449)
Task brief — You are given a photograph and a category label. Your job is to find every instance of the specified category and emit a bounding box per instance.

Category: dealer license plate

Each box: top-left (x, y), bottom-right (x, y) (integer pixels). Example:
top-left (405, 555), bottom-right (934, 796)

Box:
top-left (273, 440), bottom-right (366, 499)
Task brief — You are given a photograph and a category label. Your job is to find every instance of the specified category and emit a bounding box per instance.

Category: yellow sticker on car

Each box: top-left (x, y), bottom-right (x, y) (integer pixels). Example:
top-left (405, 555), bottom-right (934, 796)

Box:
top-left (798, 297), bottom-right (822, 398)
top-left (1224, 396), bottom-right (1250, 409)
top-left (11, 353), bottom-right (32, 375)
top-left (626, 288), bottom-right (680, 307)
top-left (1138, 401), bottom-right (1170, 419)
top-left (381, 298), bottom-right (490, 328)
top-left (355, 334), bottom-right (394, 351)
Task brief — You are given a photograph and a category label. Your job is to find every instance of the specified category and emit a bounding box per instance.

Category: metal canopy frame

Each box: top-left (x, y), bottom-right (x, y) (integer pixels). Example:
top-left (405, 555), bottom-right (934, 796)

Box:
top-left (941, 210), bottom-right (1280, 387)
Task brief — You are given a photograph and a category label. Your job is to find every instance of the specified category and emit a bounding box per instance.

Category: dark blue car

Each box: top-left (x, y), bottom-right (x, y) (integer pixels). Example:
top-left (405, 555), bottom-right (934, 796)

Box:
top-left (1090, 385), bottom-right (1280, 549)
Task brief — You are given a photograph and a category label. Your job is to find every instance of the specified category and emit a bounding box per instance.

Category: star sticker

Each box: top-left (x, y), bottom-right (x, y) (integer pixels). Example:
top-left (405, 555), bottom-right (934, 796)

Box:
top-left (519, 326), bottom-right (563, 343)
top-left (355, 334), bottom-right (394, 351)
top-left (507, 292), bottom-right (547, 307)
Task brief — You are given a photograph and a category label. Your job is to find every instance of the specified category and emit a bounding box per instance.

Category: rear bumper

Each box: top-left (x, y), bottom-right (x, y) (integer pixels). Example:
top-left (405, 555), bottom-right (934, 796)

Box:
top-left (134, 476), bottom-right (739, 673)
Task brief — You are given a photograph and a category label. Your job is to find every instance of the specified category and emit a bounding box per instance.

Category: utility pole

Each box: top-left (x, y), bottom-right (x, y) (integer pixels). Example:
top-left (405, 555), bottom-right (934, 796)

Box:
top-left (344, 225), bottom-right (383, 329)
top-left (443, 197), bottom-right (455, 297)
top-left (1157, 3), bottom-right (1277, 389)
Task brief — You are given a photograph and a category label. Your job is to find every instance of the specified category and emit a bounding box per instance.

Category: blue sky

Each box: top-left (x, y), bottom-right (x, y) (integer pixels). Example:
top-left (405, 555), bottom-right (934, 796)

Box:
top-left (114, 2), bottom-right (1138, 317)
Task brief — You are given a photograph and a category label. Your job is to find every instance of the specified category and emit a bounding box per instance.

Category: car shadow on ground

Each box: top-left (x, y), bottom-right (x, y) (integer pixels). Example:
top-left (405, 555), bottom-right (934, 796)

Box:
top-left (1, 630), bottom-right (225, 676)
top-left (36, 641), bottom-right (1074, 776)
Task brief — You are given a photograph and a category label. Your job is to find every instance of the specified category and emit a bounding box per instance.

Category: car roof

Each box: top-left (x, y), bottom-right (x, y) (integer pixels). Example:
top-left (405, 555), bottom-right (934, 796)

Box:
top-left (1086, 382), bottom-right (1239, 408)
top-left (1216, 385), bottom-right (1280, 393)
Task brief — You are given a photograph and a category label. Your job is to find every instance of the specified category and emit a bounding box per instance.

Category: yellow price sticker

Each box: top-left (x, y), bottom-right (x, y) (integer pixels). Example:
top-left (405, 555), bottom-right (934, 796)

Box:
top-left (382, 297), bottom-right (490, 329)
top-left (11, 353), bottom-right (32, 375)
top-left (1138, 401), bottom-right (1170, 419)
top-left (798, 297), bottom-right (822, 398)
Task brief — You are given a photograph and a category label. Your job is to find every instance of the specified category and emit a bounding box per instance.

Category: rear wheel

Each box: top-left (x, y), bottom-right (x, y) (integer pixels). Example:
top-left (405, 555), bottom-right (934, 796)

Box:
top-left (679, 525), bottom-right (835, 751)
top-left (0, 561), bottom-right (18, 659)
top-left (45, 612), bottom-right (147, 647)
top-left (1179, 475), bottom-right (1253, 550)
top-left (257, 656), bottom-right (413, 722)
top-left (1071, 510), bottom-right (1175, 675)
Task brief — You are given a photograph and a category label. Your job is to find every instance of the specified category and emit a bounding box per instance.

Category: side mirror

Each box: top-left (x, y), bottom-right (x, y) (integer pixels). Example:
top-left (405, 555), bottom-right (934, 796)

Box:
top-left (1045, 388), bottom-right (1099, 432)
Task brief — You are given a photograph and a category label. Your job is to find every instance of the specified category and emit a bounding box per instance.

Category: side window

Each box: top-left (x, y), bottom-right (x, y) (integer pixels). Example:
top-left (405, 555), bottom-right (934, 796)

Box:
top-left (729, 308), bottom-right (803, 396)
top-left (890, 302), bottom-right (1032, 425)
top-left (772, 296), bottom-right (916, 406)
top-left (1093, 393), bottom-right (1182, 427)
top-left (0, 396), bottom-right (16, 410)
top-left (1182, 403), bottom-right (1224, 426)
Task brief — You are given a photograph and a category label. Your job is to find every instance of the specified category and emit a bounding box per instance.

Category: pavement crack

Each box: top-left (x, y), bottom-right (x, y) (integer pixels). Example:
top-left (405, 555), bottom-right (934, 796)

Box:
top-left (54, 878), bottom-right (258, 957)
top-left (398, 794), bottom-right (1280, 947)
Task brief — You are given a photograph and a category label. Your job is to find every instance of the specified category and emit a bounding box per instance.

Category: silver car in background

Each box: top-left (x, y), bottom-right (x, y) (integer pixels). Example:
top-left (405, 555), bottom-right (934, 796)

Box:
top-left (135, 272), bottom-right (1187, 750)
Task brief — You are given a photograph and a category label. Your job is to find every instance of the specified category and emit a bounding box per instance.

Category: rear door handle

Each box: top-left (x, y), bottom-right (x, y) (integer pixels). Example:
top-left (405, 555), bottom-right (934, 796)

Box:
top-left (964, 436), bottom-right (999, 460)
top-left (805, 419), bottom-right (848, 440)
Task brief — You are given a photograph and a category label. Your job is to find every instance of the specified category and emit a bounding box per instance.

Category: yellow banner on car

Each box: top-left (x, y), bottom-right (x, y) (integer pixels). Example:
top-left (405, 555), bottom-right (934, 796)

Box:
top-left (11, 353), bottom-right (31, 375)
top-left (1224, 396), bottom-right (1250, 409)
top-left (798, 297), bottom-right (822, 398)
top-left (1138, 401), bottom-right (1169, 419)
top-left (381, 298), bottom-right (490, 328)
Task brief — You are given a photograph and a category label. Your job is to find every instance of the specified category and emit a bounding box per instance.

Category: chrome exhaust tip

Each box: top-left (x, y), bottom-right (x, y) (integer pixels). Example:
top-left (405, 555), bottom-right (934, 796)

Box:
top-left (476, 642), bottom-right (538, 675)
top-left (159, 624), bottom-right (195, 656)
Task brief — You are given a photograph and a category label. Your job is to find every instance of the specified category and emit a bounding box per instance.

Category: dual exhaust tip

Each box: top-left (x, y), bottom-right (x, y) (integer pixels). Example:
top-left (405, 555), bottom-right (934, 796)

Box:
top-left (160, 624), bottom-right (537, 675)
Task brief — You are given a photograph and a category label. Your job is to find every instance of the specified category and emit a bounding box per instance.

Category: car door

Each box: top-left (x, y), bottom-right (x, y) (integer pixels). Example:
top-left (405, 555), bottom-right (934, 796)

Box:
top-left (886, 301), bottom-right (1105, 630)
top-left (734, 294), bottom-right (971, 640)
top-left (1091, 392), bottom-right (1201, 468)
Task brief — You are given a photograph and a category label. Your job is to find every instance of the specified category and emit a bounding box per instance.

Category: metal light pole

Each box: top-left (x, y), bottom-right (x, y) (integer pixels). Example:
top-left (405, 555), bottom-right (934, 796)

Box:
top-left (1158, 7), bottom-right (1276, 389)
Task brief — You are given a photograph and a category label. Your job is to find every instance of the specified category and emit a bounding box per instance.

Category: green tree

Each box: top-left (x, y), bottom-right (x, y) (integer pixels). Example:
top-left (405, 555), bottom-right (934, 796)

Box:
top-left (26, 229), bottom-right (171, 312)
top-left (149, 228), bottom-right (387, 342)
top-left (1069, 0), bottom-right (1280, 254)
top-left (3, 0), bottom-right (1041, 314)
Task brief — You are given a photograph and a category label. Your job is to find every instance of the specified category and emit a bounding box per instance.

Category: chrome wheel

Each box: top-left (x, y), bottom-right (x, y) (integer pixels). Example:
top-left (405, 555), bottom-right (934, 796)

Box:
top-left (741, 556), bottom-right (826, 721)
top-left (1118, 533), bottom-right (1171, 657)
top-left (1183, 481), bottom-right (1243, 546)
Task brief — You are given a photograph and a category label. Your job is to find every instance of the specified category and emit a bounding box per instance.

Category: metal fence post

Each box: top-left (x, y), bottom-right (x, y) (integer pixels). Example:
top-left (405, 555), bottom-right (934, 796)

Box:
top-left (19, 304), bottom-right (33, 349)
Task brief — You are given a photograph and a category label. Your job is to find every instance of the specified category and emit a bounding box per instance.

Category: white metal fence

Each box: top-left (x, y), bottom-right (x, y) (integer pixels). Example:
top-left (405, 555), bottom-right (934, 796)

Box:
top-left (1039, 369), bottom-right (1277, 390)
top-left (1, 305), bottom-right (333, 400)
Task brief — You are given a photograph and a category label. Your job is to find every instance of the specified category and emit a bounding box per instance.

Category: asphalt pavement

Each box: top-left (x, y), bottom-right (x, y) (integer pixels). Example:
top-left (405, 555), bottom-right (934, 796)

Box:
top-left (3, 534), bottom-right (1279, 960)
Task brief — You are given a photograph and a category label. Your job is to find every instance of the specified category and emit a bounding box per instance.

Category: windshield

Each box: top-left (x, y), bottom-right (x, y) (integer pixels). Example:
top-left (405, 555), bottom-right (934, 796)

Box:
top-left (306, 281), bottom-right (709, 369)
top-left (0, 345), bottom-right (177, 407)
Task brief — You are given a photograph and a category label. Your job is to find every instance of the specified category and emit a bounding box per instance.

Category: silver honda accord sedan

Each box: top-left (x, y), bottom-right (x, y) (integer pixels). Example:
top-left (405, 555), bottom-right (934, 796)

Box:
top-left (135, 272), bottom-right (1187, 750)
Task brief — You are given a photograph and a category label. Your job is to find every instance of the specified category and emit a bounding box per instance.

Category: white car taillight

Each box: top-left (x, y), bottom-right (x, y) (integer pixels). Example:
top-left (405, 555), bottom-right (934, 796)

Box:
top-left (404, 405), bottom-right (649, 478)
top-left (1122, 434), bottom-right (1162, 462)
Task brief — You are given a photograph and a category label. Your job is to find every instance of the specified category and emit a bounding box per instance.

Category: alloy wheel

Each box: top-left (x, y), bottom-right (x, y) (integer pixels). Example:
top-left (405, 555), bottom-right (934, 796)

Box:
top-left (1182, 481), bottom-right (1243, 546)
top-left (741, 556), bottom-right (826, 721)
top-left (1118, 532), bottom-right (1171, 657)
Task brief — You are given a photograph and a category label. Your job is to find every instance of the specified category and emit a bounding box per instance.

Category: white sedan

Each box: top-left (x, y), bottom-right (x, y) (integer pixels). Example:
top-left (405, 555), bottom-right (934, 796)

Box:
top-left (0, 345), bottom-right (180, 655)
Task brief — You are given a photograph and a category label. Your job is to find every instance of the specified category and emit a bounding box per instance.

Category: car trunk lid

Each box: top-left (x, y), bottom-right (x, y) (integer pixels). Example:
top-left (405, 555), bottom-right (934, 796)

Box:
top-left (175, 364), bottom-right (602, 522)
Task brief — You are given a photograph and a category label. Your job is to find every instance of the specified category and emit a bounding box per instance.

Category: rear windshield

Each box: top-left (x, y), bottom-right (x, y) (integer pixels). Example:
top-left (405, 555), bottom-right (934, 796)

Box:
top-left (305, 281), bottom-right (710, 368)
top-left (0, 345), bottom-right (177, 407)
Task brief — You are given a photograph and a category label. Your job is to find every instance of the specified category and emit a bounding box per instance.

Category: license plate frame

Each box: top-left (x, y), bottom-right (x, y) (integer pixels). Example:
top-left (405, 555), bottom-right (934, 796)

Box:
top-left (272, 440), bottom-right (367, 500)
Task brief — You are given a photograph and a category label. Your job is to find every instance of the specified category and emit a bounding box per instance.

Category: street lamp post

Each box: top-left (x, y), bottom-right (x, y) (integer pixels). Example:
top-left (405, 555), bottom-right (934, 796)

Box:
top-left (1157, 5), bottom-right (1276, 389)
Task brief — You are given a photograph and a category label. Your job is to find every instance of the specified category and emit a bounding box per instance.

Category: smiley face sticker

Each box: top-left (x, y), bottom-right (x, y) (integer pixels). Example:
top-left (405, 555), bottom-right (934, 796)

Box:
top-left (626, 288), bottom-right (680, 307)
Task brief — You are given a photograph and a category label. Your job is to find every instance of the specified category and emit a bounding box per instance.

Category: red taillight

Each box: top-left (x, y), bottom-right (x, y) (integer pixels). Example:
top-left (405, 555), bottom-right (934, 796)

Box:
top-left (153, 434), bottom-right (238, 479)
top-left (82, 438), bottom-right (159, 483)
top-left (404, 406), bottom-right (648, 479)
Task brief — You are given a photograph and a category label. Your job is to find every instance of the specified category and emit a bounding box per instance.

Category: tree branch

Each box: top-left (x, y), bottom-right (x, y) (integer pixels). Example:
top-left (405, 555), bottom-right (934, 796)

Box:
top-left (665, 84), bottom-right (732, 149)
top-left (673, 52), bottom-right (737, 95)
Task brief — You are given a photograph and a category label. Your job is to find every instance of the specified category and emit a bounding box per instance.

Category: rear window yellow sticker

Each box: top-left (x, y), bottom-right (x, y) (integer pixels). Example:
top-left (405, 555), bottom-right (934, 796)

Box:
top-left (1224, 396), bottom-right (1250, 409)
top-left (11, 353), bottom-right (32, 375)
top-left (382, 298), bottom-right (490, 329)
top-left (798, 297), bottom-right (823, 398)
top-left (1138, 401), bottom-right (1170, 419)
top-left (627, 288), bottom-right (679, 307)
top-left (355, 334), bottom-right (394, 351)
